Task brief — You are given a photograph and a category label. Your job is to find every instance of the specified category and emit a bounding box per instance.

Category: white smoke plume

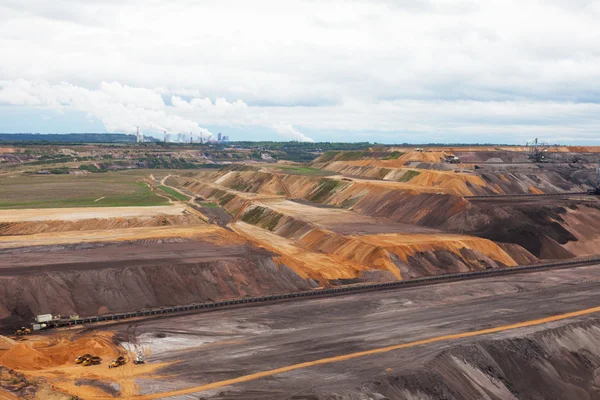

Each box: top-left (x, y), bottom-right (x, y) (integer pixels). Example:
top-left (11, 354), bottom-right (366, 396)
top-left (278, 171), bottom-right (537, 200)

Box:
top-left (272, 122), bottom-right (314, 142)
top-left (0, 79), bottom-right (309, 142)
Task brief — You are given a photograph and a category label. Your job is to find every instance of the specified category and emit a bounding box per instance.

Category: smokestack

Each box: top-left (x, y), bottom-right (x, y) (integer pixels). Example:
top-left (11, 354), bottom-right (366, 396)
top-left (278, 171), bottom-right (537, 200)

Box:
top-left (163, 130), bottom-right (167, 142)
top-left (136, 126), bottom-right (143, 143)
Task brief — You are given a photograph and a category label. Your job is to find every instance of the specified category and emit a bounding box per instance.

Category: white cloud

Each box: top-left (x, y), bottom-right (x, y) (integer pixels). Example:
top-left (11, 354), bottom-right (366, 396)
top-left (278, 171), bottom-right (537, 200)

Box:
top-left (0, 79), bottom-right (315, 141)
top-left (1, 0), bottom-right (600, 142)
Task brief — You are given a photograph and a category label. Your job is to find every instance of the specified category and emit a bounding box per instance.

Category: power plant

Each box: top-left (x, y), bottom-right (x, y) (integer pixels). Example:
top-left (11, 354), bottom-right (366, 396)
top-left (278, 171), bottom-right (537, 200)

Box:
top-left (134, 128), bottom-right (228, 144)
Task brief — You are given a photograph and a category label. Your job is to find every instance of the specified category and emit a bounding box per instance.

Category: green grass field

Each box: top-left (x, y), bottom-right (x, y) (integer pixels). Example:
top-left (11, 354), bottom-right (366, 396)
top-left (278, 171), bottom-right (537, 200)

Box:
top-left (158, 185), bottom-right (190, 201)
top-left (0, 171), bottom-right (169, 209)
top-left (277, 166), bottom-right (332, 176)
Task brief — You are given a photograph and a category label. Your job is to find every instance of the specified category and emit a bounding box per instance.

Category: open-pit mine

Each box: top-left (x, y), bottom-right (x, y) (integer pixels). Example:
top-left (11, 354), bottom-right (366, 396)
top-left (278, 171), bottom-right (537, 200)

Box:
top-left (2, 143), bottom-right (600, 399)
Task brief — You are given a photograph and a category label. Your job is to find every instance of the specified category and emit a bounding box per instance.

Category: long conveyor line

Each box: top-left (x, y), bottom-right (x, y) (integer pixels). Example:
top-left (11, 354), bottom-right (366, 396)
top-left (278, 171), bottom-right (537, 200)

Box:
top-left (40, 256), bottom-right (600, 330)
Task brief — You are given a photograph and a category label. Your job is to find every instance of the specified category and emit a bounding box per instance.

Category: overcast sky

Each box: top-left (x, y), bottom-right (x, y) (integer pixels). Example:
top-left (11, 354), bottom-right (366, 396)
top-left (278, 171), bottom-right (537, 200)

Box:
top-left (1, 0), bottom-right (600, 143)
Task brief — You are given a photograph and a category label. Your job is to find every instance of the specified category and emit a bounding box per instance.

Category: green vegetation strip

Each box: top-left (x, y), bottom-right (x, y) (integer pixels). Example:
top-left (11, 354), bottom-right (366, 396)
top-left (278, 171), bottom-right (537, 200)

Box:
top-left (311, 178), bottom-right (342, 202)
top-left (278, 166), bottom-right (329, 176)
top-left (158, 185), bottom-right (190, 201)
top-left (397, 170), bottom-right (421, 182)
top-left (383, 151), bottom-right (405, 160)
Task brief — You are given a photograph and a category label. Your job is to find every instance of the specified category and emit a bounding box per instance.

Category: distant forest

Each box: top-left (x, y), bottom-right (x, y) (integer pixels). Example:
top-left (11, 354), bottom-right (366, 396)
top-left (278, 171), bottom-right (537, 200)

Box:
top-left (0, 133), bottom-right (139, 143)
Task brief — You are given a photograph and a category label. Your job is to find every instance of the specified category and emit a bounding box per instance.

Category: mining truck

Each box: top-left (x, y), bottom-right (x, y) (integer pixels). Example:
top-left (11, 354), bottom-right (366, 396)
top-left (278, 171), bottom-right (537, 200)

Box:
top-left (75, 354), bottom-right (93, 364)
top-left (82, 356), bottom-right (102, 366)
top-left (108, 356), bottom-right (127, 369)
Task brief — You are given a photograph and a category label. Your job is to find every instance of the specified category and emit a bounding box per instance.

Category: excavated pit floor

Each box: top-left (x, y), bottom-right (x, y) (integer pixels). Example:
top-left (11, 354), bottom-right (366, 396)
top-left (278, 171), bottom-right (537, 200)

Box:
top-left (101, 263), bottom-right (600, 399)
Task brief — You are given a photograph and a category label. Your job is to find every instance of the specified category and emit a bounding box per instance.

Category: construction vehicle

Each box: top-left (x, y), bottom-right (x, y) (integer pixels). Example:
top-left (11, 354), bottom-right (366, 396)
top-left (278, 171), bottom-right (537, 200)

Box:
top-left (108, 356), bottom-right (127, 369)
top-left (444, 154), bottom-right (461, 164)
top-left (133, 353), bottom-right (145, 365)
top-left (82, 356), bottom-right (102, 366)
top-left (75, 354), bottom-right (93, 364)
top-left (15, 327), bottom-right (31, 336)
top-left (527, 138), bottom-right (550, 163)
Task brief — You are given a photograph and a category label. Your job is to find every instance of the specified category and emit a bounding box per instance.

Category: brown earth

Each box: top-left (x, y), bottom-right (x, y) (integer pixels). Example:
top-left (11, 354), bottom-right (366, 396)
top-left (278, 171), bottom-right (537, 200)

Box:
top-left (172, 171), bottom-right (530, 282)
top-left (0, 213), bottom-right (205, 236)
top-left (90, 263), bottom-right (600, 400)
top-left (0, 239), bottom-right (315, 326)
top-left (4, 147), bottom-right (600, 399)
top-left (170, 164), bottom-right (600, 263)
top-left (312, 159), bottom-right (594, 195)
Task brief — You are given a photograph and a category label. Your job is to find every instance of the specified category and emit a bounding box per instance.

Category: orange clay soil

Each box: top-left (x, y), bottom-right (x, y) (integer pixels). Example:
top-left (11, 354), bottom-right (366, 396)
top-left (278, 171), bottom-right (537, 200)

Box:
top-left (0, 392), bottom-right (18, 400)
top-left (0, 213), bottom-right (206, 236)
top-left (0, 331), bottom-right (170, 399)
top-left (232, 220), bottom-right (518, 284)
top-left (231, 221), bottom-right (401, 282)
top-left (528, 186), bottom-right (544, 194)
top-left (0, 225), bottom-right (245, 249)
top-left (311, 164), bottom-right (491, 196)
top-left (350, 233), bottom-right (517, 266)
top-left (383, 146), bottom-right (600, 153)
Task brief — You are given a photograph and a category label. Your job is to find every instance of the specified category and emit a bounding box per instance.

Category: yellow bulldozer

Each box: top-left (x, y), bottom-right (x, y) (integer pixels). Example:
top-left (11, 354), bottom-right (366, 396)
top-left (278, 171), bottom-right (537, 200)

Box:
top-left (15, 327), bottom-right (31, 336)
top-left (108, 356), bottom-right (126, 369)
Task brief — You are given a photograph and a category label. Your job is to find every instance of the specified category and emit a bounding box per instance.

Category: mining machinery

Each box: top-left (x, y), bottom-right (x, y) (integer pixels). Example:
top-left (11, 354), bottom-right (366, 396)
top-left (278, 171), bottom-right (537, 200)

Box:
top-left (588, 161), bottom-right (600, 195)
top-left (14, 327), bottom-right (31, 336)
top-left (75, 354), bottom-right (102, 366)
top-left (527, 138), bottom-right (550, 163)
top-left (83, 356), bottom-right (102, 366)
top-left (133, 353), bottom-right (145, 365)
top-left (108, 356), bottom-right (127, 369)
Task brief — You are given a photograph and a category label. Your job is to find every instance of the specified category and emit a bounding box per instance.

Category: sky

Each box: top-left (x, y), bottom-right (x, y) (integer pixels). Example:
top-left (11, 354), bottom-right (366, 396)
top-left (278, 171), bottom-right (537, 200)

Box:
top-left (1, 0), bottom-right (600, 144)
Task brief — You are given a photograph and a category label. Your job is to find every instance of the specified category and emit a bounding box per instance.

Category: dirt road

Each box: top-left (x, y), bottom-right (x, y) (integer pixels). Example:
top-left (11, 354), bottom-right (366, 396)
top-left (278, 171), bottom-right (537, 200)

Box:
top-left (0, 205), bottom-right (186, 222)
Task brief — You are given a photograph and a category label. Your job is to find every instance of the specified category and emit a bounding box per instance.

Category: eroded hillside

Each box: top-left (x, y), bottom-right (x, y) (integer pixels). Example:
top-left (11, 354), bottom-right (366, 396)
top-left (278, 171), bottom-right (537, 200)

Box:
top-left (3, 145), bottom-right (600, 327)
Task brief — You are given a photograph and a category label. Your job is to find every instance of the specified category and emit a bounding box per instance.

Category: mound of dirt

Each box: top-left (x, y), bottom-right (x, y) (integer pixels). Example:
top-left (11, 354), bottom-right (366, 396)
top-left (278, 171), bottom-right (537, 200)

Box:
top-left (0, 332), bottom-right (118, 370)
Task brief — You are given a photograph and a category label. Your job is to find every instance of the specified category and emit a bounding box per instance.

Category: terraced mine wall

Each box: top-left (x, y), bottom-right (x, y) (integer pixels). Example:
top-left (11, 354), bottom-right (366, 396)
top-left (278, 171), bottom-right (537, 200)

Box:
top-left (0, 201), bottom-right (319, 327)
top-left (312, 160), bottom-right (594, 196)
top-left (0, 248), bottom-right (315, 327)
top-left (173, 169), bottom-right (600, 262)
top-left (357, 318), bottom-right (600, 400)
top-left (237, 203), bottom-right (519, 280)
top-left (171, 173), bottom-right (536, 281)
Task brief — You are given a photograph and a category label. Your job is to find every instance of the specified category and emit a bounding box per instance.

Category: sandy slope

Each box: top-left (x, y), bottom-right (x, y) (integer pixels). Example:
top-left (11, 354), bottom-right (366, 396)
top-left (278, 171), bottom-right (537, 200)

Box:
top-left (0, 225), bottom-right (239, 249)
top-left (0, 205), bottom-right (187, 222)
